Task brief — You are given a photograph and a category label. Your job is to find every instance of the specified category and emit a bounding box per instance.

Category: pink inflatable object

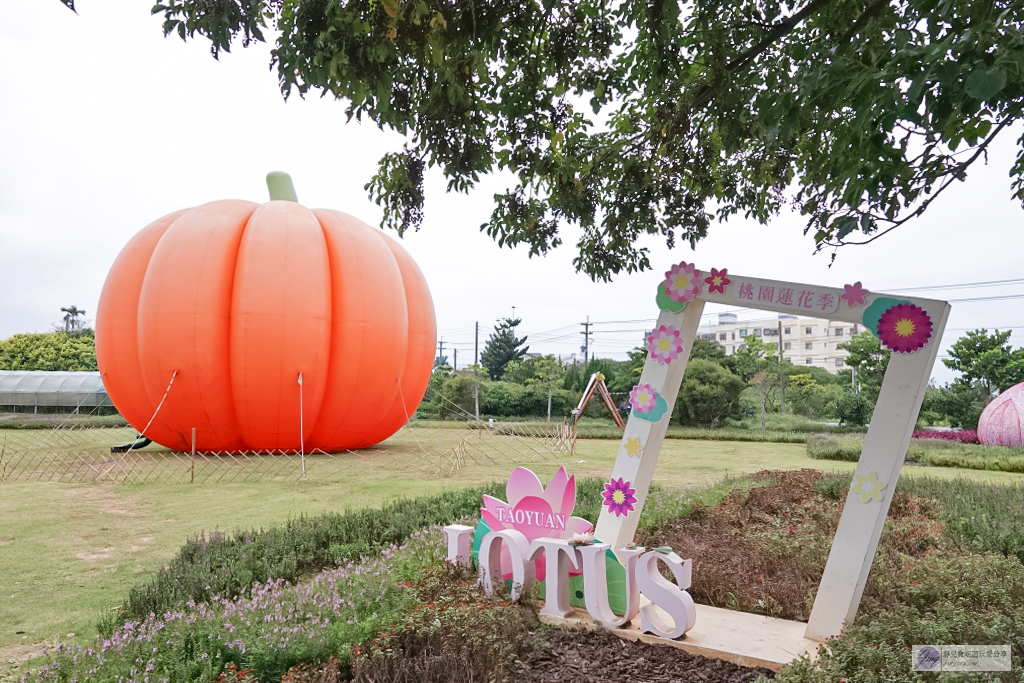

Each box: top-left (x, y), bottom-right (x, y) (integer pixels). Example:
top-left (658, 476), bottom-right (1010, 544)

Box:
top-left (978, 382), bottom-right (1024, 447)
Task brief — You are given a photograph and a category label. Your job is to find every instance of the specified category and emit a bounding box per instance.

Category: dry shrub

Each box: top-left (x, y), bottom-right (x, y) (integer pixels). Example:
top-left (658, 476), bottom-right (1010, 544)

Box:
top-left (637, 470), bottom-right (946, 621)
top-left (281, 659), bottom-right (343, 683)
top-left (352, 562), bottom-right (540, 683)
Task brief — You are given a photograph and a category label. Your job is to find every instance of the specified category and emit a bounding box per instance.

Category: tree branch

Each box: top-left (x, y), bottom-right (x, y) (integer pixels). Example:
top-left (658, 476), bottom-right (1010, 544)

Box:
top-left (822, 115), bottom-right (1015, 247)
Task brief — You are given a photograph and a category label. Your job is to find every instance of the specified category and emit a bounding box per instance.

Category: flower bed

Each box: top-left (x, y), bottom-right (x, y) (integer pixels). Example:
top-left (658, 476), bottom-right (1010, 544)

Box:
top-left (19, 471), bottom-right (1024, 683)
top-left (912, 429), bottom-right (980, 444)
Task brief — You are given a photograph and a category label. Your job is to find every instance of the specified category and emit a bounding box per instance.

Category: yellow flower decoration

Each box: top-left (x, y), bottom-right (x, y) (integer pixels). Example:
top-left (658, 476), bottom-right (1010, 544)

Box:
top-left (623, 437), bottom-right (643, 457)
top-left (851, 471), bottom-right (886, 503)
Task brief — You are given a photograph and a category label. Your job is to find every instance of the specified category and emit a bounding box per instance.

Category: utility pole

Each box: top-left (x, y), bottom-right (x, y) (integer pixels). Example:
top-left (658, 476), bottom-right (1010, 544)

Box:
top-left (454, 348), bottom-right (457, 371)
top-left (474, 321), bottom-right (479, 366)
top-left (778, 320), bottom-right (786, 414)
top-left (580, 316), bottom-right (592, 368)
top-left (437, 338), bottom-right (446, 366)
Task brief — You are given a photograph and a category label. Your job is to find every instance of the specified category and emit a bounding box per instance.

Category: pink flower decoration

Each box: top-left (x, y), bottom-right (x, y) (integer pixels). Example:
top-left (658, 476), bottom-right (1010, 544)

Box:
top-left (646, 325), bottom-right (684, 365)
top-left (663, 262), bottom-right (702, 303)
top-left (841, 282), bottom-right (869, 307)
top-left (602, 477), bottom-right (637, 517)
top-left (629, 383), bottom-right (658, 413)
top-left (480, 466), bottom-right (593, 581)
top-left (877, 303), bottom-right (933, 354)
top-left (704, 267), bottom-right (731, 295)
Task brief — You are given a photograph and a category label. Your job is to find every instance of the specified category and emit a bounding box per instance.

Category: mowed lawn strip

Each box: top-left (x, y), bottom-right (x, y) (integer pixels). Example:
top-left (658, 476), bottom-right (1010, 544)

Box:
top-left (2, 436), bottom-right (1023, 655)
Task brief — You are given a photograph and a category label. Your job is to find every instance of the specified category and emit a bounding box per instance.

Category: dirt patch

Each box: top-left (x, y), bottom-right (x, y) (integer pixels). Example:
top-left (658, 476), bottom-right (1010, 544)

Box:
top-left (75, 548), bottom-right (115, 561)
top-left (523, 629), bottom-right (774, 683)
top-left (636, 469), bottom-right (945, 621)
top-left (70, 485), bottom-right (141, 517)
top-left (0, 538), bottom-right (13, 547)
top-left (0, 641), bottom-right (45, 664)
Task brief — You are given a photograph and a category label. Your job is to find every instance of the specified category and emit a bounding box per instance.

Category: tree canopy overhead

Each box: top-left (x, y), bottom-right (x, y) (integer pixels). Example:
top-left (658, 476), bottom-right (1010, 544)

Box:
top-left (147, 0), bottom-right (1024, 279)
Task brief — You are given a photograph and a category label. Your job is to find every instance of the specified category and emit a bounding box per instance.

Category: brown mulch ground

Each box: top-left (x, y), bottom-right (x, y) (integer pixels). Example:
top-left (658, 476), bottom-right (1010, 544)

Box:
top-left (635, 469), bottom-right (943, 621)
top-left (523, 629), bottom-right (775, 683)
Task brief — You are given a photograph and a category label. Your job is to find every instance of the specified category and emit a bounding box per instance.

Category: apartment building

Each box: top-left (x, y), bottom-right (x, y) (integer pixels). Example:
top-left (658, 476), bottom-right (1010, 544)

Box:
top-left (696, 313), bottom-right (859, 374)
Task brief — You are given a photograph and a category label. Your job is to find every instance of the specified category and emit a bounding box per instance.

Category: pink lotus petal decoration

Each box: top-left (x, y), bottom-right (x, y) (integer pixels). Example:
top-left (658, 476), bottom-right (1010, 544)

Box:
top-left (629, 383), bottom-right (659, 413)
top-left (663, 262), bottom-right (702, 303)
top-left (978, 382), bottom-right (1024, 448)
top-left (481, 466), bottom-right (593, 580)
top-left (646, 324), bottom-right (684, 365)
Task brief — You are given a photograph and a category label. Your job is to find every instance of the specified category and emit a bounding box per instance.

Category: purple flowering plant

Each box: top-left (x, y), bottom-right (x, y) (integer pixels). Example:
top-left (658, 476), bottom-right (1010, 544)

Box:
top-left (21, 526), bottom-right (448, 683)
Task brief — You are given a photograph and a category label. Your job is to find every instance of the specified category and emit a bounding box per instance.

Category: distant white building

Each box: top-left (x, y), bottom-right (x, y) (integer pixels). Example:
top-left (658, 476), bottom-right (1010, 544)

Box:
top-left (696, 312), bottom-right (860, 374)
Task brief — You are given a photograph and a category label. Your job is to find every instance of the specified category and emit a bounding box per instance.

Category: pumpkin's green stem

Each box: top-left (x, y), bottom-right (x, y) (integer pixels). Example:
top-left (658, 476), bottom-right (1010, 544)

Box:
top-left (267, 172), bottom-right (298, 202)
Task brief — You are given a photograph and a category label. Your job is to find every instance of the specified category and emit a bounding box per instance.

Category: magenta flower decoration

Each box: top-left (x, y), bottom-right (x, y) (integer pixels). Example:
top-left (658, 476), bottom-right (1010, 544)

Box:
top-left (602, 477), bottom-right (637, 517)
top-left (877, 303), bottom-right (933, 353)
top-left (841, 282), bottom-right (869, 307)
top-left (663, 262), bottom-right (702, 303)
top-left (480, 466), bottom-right (593, 580)
top-left (704, 267), bottom-right (731, 295)
top-left (646, 324), bottom-right (684, 365)
top-left (629, 383), bottom-right (658, 413)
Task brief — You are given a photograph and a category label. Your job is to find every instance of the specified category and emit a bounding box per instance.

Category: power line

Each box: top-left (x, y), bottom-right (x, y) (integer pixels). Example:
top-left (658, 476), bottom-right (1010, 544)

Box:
top-left (947, 293), bottom-right (1024, 303)
top-left (886, 277), bottom-right (1024, 292)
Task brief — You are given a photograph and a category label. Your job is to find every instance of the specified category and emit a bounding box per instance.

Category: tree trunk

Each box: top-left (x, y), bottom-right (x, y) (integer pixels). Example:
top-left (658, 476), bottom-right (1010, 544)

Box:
top-left (760, 382), bottom-right (767, 434)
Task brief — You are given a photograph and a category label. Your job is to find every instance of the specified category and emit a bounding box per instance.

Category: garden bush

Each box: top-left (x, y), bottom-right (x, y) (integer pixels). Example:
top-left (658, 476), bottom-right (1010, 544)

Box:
top-left (774, 553), bottom-right (1024, 683)
top-left (808, 435), bottom-right (1024, 473)
top-left (26, 528), bottom-right (451, 683)
top-left (351, 563), bottom-right (540, 683)
top-left (675, 359), bottom-right (746, 427)
top-left (480, 381), bottom-right (576, 418)
top-left (98, 485), bottom-right (506, 635)
top-left (97, 476), bottom-right (700, 638)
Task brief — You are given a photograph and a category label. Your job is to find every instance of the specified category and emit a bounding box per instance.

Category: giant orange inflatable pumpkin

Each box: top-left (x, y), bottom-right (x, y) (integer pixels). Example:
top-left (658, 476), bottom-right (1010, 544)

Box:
top-left (95, 173), bottom-right (436, 452)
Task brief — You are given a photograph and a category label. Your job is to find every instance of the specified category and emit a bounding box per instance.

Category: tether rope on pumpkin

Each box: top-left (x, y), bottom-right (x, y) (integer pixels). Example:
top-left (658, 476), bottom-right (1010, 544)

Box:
top-left (138, 370), bottom-right (178, 440)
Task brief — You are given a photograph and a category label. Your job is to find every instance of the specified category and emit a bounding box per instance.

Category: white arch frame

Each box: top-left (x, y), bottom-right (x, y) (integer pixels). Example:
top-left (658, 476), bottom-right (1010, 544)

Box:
top-left (592, 268), bottom-right (950, 640)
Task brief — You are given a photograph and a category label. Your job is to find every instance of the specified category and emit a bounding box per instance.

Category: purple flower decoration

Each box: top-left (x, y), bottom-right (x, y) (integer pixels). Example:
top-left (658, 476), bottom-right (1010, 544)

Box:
top-left (602, 477), bottom-right (637, 517)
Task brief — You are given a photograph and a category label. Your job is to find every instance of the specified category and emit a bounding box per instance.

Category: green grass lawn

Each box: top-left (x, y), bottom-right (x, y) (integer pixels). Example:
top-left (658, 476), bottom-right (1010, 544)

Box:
top-left (2, 434), bottom-right (1023, 662)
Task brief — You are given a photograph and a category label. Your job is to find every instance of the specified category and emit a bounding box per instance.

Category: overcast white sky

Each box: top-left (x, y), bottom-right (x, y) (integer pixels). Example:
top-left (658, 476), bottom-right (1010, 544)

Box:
top-left (2, 0), bottom-right (1022, 384)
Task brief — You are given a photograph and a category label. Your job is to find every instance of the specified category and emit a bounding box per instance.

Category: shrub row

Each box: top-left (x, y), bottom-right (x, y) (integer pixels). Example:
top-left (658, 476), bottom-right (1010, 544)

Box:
top-left (807, 434), bottom-right (1024, 473)
top-left (98, 484), bottom-right (505, 635)
top-left (97, 473), bottom-right (722, 639)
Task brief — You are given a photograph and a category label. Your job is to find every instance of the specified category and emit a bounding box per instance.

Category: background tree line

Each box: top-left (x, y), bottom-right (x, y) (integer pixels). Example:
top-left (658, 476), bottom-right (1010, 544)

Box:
top-left (422, 317), bottom-right (1024, 430)
top-left (2, 309), bottom-right (1021, 430)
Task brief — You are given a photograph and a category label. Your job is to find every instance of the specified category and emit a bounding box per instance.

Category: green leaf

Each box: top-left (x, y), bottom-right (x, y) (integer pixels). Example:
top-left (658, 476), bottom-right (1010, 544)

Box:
top-left (835, 216), bottom-right (858, 240)
top-left (965, 68), bottom-right (1007, 101)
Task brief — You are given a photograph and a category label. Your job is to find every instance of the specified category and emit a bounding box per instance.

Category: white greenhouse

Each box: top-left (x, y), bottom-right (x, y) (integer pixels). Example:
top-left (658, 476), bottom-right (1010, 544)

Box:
top-left (0, 370), bottom-right (113, 412)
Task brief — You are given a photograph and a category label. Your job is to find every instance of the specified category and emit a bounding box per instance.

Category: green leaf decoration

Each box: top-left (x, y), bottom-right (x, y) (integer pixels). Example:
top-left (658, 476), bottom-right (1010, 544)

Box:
top-left (471, 518), bottom-right (491, 565)
top-left (603, 548), bottom-right (627, 616)
top-left (656, 282), bottom-right (686, 313)
top-left (653, 545), bottom-right (674, 554)
top-left (567, 548), bottom-right (627, 616)
top-left (861, 297), bottom-right (912, 337)
top-left (568, 573), bottom-right (586, 608)
top-left (965, 68), bottom-right (1007, 100)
